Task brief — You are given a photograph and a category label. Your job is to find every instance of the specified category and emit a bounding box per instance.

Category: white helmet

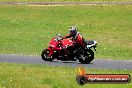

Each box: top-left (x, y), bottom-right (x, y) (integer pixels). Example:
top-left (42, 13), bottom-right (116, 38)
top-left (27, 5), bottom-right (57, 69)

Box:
top-left (69, 26), bottom-right (78, 36)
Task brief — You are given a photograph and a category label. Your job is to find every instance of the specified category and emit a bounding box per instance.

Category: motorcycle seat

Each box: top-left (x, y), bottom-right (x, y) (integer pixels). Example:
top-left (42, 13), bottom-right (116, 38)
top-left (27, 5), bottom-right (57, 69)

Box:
top-left (86, 40), bottom-right (95, 45)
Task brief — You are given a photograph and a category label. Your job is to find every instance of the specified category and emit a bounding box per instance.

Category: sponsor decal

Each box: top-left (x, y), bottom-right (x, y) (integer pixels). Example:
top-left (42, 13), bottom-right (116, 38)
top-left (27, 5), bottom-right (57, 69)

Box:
top-left (76, 66), bottom-right (131, 85)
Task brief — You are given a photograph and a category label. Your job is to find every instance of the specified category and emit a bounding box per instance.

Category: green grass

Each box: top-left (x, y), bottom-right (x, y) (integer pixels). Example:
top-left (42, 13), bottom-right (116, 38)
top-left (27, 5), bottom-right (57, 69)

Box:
top-left (0, 63), bottom-right (132, 88)
top-left (0, 0), bottom-right (132, 2)
top-left (0, 5), bottom-right (132, 60)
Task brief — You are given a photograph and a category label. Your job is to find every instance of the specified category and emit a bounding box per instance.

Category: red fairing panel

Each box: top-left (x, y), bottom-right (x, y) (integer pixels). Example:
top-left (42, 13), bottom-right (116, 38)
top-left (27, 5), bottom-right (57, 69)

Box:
top-left (49, 38), bottom-right (58, 48)
top-left (61, 39), bottom-right (73, 48)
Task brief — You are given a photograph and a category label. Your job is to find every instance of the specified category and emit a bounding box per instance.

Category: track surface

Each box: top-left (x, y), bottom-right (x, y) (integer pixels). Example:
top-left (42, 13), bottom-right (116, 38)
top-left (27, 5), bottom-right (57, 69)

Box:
top-left (0, 54), bottom-right (132, 70)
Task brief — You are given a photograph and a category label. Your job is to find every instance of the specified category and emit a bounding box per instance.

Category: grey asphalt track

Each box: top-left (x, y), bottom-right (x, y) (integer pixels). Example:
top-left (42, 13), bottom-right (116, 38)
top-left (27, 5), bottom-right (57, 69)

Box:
top-left (0, 54), bottom-right (132, 70)
top-left (0, 2), bottom-right (132, 5)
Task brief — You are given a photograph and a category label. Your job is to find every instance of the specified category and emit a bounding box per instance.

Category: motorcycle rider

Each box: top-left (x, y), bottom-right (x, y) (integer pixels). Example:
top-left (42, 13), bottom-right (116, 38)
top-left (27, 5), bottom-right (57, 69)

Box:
top-left (63, 26), bottom-right (86, 47)
top-left (47, 26), bottom-right (86, 60)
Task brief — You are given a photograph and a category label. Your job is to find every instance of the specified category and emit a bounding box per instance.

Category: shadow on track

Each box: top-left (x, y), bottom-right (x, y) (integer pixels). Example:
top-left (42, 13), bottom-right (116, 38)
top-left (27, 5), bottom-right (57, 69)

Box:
top-left (46, 60), bottom-right (94, 65)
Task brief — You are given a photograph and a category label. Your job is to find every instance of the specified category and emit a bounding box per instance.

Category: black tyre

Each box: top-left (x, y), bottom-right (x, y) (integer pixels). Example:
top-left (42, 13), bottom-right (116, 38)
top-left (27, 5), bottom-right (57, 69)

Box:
top-left (76, 75), bottom-right (87, 85)
top-left (41, 49), bottom-right (52, 61)
top-left (78, 49), bottom-right (94, 64)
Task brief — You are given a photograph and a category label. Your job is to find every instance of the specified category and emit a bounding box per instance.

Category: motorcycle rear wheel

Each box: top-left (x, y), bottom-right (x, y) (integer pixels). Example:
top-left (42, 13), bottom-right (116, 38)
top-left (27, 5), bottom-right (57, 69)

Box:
top-left (41, 49), bottom-right (52, 61)
top-left (78, 49), bottom-right (94, 64)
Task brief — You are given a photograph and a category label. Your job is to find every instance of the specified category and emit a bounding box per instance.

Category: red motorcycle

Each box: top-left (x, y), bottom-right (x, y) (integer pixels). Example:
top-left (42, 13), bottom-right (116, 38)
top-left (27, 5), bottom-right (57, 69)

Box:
top-left (41, 34), bottom-right (97, 64)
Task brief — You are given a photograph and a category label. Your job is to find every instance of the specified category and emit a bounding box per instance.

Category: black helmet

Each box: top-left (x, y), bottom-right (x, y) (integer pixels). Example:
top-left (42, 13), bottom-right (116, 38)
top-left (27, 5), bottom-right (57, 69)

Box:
top-left (69, 26), bottom-right (77, 36)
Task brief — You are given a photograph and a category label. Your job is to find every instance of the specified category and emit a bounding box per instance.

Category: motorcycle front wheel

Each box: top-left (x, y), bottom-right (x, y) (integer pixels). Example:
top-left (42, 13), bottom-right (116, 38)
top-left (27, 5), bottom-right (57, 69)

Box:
top-left (41, 49), bottom-right (52, 61)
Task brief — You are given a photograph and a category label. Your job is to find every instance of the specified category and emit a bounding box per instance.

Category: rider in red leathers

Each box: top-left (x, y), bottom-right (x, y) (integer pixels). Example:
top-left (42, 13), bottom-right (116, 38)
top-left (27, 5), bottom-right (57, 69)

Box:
top-left (48, 26), bottom-right (86, 59)
top-left (63, 26), bottom-right (86, 48)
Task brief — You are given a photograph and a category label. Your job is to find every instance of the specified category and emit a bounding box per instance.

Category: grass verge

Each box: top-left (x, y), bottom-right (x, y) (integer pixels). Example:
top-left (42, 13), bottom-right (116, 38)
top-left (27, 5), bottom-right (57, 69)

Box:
top-left (0, 63), bottom-right (132, 88)
top-left (1, 0), bottom-right (132, 2)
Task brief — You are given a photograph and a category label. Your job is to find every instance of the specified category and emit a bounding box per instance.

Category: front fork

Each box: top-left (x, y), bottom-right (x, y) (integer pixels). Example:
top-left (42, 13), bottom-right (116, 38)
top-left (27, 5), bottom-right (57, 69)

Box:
top-left (47, 47), bottom-right (54, 58)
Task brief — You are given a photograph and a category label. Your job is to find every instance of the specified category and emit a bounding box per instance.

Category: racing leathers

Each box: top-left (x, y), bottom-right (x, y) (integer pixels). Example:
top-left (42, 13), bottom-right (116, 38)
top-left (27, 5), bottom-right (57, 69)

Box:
top-left (63, 32), bottom-right (86, 48)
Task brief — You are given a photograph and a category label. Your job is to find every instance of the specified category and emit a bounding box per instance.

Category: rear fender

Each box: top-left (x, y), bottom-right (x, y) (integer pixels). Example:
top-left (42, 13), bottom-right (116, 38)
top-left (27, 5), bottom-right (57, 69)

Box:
top-left (86, 40), bottom-right (97, 51)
